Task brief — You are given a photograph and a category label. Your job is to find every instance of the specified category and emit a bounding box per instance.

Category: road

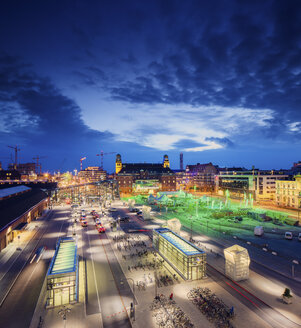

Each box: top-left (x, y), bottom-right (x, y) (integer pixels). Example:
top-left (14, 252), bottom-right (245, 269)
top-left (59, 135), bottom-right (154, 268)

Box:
top-left (0, 207), bottom-right (71, 328)
top-left (81, 209), bottom-right (133, 328)
top-left (207, 264), bottom-right (300, 328)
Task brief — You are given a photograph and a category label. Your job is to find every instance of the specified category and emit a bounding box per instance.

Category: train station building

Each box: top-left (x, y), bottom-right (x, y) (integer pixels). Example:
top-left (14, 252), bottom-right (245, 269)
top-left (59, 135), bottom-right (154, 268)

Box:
top-left (0, 185), bottom-right (49, 252)
top-left (153, 228), bottom-right (206, 280)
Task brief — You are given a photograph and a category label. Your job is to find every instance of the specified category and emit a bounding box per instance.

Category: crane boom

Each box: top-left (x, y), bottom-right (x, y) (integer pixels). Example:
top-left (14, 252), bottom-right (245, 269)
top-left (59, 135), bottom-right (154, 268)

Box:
top-left (80, 157), bottom-right (87, 171)
top-left (96, 151), bottom-right (116, 170)
top-left (33, 155), bottom-right (47, 175)
top-left (8, 145), bottom-right (20, 169)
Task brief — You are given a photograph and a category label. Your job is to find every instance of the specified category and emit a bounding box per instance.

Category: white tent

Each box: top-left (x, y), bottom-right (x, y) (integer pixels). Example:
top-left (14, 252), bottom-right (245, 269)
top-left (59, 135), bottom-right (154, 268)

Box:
top-left (128, 199), bottom-right (135, 210)
top-left (142, 205), bottom-right (151, 220)
top-left (167, 218), bottom-right (182, 235)
top-left (224, 244), bottom-right (250, 281)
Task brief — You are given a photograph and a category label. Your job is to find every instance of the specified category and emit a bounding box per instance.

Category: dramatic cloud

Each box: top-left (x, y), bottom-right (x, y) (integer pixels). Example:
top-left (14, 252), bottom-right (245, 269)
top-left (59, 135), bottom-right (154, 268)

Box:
top-left (0, 54), bottom-right (113, 169)
top-left (0, 0), bottom-right (300, 170)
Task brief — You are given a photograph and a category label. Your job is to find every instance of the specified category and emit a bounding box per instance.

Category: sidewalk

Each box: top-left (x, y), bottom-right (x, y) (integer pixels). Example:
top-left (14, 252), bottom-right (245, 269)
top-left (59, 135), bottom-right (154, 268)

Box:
top-left (0, 209), bottom-right (50, 306)
top-left (29, 206), bottom-right (103, 328)
top-left (106, 206), bottom-right (274, 328)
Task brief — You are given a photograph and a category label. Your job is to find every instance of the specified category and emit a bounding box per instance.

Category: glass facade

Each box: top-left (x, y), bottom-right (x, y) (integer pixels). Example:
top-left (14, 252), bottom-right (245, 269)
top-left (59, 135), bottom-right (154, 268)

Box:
top-left (153, 228), bottom-right (206, 280)
top-left (46, 237), bottom-right (78, 308)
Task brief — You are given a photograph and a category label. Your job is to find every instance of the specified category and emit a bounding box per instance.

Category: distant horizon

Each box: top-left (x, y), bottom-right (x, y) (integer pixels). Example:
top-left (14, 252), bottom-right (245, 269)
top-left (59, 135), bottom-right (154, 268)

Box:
top-left (0, 152), bottom-right (298, 174)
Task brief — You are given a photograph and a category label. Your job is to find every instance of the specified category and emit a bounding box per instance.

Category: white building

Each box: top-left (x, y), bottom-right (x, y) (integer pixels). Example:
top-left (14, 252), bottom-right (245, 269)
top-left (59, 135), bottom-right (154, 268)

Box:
top-left (276, 175), bottom-right (301, 209)
top-left (215, 170), bottom-right (289, 201)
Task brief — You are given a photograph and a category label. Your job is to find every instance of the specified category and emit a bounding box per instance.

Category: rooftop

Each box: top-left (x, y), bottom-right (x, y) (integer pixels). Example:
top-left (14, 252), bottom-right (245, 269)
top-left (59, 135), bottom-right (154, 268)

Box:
top-left (48, 237), bottom-right (77, 276)
top-left (155, 228), bottom-right (204, 256)
top-left (0, 185), bottom-right (31, 199)
top-left (119, 163), bottom-right (173, 175)
top-left (0, 188), bottom-right (48, 231)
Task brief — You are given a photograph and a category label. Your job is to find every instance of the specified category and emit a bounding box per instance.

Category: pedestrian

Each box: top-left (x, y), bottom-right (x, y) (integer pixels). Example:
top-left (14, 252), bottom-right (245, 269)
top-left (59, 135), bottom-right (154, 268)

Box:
top-left (169, 293), bottom-right (173, 300)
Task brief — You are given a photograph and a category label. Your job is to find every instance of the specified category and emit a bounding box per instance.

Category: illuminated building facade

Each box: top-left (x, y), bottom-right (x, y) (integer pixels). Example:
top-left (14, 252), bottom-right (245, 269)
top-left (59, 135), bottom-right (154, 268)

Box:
top-left (46, 237), bottom-right (78, 308)
top-left (153, 228), bottom-right (206, 280)
top-left (116, 154), bottom-right (176, 194)
top-left (0, 169), bottom-right (21, 180)
top-left (0, 186), bottom-right (49, 252)
top-left (78, 166), bottom-right (107, 183)
top-left (185, 163), bottom-right (219, 191)
top-left (276, 175), bottom-right (301, 209)
top-left (9, 162), bottom-right (36, 175)
top-left (216, 170), bottom-right (289, 200)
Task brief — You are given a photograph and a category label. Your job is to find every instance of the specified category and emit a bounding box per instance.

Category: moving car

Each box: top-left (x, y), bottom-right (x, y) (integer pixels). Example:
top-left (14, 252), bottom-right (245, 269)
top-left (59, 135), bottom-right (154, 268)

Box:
top-left (285, 231), bottom-right (293, 240)
top-left (97, 225), bottom-right (106, 233)
top-left (298, 233), bottom-right (301, 242)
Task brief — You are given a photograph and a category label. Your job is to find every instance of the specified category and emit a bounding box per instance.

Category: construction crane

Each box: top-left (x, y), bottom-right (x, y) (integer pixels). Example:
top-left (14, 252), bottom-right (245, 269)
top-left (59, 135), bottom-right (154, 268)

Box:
top-left (80, 157), bottom-right (86, 171)
top-left (8, 145), bottom-right (20, 169)
top-left (33, 156), bottom-right (47, 175)
top-left (96, 151), bottom-right (116, 170)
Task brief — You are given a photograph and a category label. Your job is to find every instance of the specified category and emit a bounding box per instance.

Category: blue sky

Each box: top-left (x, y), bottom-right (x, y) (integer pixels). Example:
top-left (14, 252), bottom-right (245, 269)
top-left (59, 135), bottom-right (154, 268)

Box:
top-left (0, 0), bottom-right (300, 172)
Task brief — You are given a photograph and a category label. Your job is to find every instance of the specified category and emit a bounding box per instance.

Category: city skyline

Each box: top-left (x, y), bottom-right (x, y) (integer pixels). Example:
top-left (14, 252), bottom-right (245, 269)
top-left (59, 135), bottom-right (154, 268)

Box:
top-left (1, 1), bottom-right (301, 172)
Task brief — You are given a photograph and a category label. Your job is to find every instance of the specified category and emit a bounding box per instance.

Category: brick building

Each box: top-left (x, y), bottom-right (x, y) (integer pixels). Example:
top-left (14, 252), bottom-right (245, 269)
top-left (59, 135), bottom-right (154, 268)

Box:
top-left (115, 154), bottom-right (176, 194)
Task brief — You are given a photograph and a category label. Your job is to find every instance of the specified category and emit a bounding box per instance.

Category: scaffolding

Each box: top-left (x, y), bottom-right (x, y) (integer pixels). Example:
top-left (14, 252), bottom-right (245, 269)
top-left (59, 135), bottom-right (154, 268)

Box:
top-left (224, 244), bottom-right (250, 281)
top-left (153, 228), bottom-right (206, 280)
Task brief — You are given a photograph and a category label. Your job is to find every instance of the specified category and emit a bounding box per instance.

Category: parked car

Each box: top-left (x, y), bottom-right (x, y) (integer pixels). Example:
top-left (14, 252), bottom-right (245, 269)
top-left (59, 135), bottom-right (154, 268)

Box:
top-left (298, 233), bottom-right (301, 242)
top-left (81, 221), bottom-right (88, 227)
top-left (285, 231), bottom-right (293, 240)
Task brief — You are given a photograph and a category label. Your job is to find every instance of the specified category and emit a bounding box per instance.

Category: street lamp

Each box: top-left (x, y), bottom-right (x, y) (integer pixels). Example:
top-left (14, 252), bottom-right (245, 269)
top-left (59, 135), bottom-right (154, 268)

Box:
top-left (58, 306), bottom-right (71, 328)
top-left (120, 278), bottom-right (135, 321)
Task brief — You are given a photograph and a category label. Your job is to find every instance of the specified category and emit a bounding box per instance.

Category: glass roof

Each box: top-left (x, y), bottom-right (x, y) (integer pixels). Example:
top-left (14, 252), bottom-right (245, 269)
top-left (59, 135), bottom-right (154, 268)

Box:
top-left (48, 238), bottom-right (77, 275)
top-left (156, 228), bottom-right (204, 256)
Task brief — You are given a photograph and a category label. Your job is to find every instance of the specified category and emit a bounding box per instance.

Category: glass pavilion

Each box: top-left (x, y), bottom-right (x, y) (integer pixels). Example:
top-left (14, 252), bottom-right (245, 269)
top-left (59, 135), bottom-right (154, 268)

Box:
top-left (153, 228), bottom-right (206, 280)
top-left (46, 237), bottom-right (78, 308)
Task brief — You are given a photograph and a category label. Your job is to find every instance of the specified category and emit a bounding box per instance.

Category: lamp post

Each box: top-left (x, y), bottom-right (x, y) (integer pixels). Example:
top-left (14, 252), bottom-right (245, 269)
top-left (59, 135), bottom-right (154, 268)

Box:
top-left (58, 306), bottom-right (71, 328)
top-left (190, 216), bottom-right (193, 241)
top-left (121, 278), bottom-right (135, 321)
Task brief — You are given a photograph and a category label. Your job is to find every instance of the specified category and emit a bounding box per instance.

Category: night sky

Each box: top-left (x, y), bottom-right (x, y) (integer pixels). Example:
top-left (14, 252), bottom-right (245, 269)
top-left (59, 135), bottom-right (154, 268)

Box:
top-left (0, 0), bottom-right (300, 173)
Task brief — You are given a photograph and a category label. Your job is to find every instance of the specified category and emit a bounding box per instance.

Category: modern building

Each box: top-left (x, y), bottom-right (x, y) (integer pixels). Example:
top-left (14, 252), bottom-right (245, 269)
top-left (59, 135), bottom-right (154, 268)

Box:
top-left (185, 162), bottom-right (219, 191)
top-left (215, 170), bottom-right (289, 201)
top-left (115, 154), bottom-right (176, 194)
top-left (78, 166), bottom-right (107, 183)
top-left (153, 228), bottom-right (206, 280)
top-left (0, 186), bottom-right (49, 251)
top-left (46, 237), bottom-right (78, 308)
top-left (9, 162), bottom-right (36, 175)
top-left (275, 175), bottom-right (301, 209)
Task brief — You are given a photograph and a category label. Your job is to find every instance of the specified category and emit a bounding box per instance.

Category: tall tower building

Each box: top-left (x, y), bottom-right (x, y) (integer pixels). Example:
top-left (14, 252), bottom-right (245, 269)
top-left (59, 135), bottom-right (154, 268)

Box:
top-left (115, 154), bottom-right (122, 174)
top-left (163, 154), bottom-right (170, 168)
top-left (180, 153), bottom-right (183, 170)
